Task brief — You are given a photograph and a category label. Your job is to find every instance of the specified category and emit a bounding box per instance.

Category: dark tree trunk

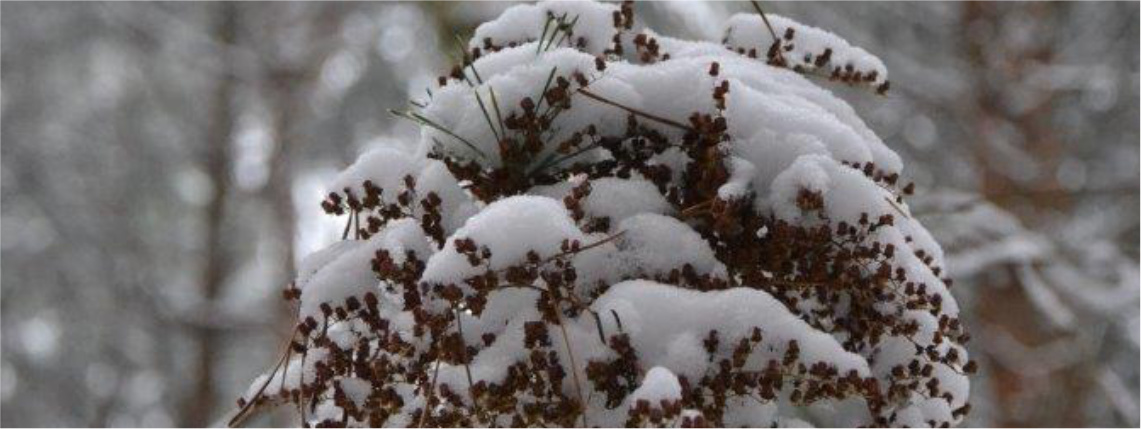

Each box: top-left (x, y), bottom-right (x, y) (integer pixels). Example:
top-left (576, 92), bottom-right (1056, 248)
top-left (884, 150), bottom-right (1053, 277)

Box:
top-left (182, 3), bottom-right (238, 426)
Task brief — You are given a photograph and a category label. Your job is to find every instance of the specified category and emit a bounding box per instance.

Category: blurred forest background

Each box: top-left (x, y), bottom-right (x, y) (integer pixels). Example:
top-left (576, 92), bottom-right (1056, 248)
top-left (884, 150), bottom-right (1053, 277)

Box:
top-left (1, 2), bottom-right (1137, 427)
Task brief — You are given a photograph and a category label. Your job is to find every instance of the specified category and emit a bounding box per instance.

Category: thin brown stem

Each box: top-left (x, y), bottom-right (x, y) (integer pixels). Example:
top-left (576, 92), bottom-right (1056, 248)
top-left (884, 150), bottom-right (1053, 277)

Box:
top-left (750, 1), bottom-right (780, 44)
top-left (453, 308), bottom-right (482, 421)
top-left (353, 210), bottom-right (361, 239)
top-left (298, 343), bottom-right (309, 426)
top-left (577, 89), bottom-right (694, 131)
top-left (680, 199), bottom-right (715, 219)
top-left (417, 347), bottom-right (443, 428)
top-left (228, 325), bottom-right (300, 427)
top-left (547, 230), bottom-right (626, 262)
top-left (341, 209), bottom-right (354, 240)
top-left (749, 1), bottom-right (788, 66)
top-left (552, 306), bottom-right (589, 428)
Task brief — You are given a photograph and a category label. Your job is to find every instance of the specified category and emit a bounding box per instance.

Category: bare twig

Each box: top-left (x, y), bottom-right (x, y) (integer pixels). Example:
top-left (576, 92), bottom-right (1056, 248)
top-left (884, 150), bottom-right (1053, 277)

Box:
top-left (883, 196), bottom-right (911, 219)
top-left (750, 1), bottom-right (787, 65)
top-left (353, 210), bottom-right (361, 239)
top-left (416, 349), bottom-right (443, 428)
top-left (553, 306), bottom-right (589, 427)
top-left (750, 1), bottom-right (780, 44)
top-left (577, 89), bottom-right (694, 131)
top-left (453, 308), bottom-right (482, 421)
top-left (680, 199), bottom-right (715, 219)
top-left (228, 326), bottom-right (300, 427)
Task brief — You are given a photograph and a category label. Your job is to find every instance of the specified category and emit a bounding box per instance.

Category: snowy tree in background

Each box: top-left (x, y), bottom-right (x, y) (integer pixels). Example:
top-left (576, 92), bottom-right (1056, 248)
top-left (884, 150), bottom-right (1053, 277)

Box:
top-left (234, 2), bottom-right (975, 427)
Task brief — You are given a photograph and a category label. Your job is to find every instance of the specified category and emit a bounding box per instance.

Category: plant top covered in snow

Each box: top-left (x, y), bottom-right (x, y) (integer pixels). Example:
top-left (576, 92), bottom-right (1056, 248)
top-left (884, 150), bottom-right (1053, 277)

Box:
top-left (233, 1), bottom-right (974, 427)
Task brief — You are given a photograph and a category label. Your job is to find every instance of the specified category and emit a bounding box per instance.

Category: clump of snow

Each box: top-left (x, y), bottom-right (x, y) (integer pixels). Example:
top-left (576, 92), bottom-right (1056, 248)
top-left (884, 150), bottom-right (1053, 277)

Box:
top-left (297, 218), bottom-right (432, 320)
top-left (630, 366), bottom-right (682, 404)
top-left (337, 377), bottom-right (372, 408)
top-left (421, 195), bottom-right (585, 288)
top-left (469, 0), bottom-right (622, 56)
top-left (415, 159), bottom-right (481, 235)
top-left (723, 13), bottom-right (889, 87)
top-left (535, 177), bottom-right (675, 224)
top-left (615, 214), bottom-right (726, 279)
top-left (294, 240), bottom-right (365, 291)
top-left (769, 154), bottom-right (834, 222)
top-left (593, 280), bottom-right (872, 381)
top-left (328, 147), bottom-right (419, 203)
top-left (718, 156), bottom-right (757, 200)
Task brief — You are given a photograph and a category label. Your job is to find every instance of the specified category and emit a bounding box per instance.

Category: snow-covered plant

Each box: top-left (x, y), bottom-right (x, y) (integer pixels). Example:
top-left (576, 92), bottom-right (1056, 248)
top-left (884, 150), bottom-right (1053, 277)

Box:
top-left (233, 2), bottom-right (975, 427)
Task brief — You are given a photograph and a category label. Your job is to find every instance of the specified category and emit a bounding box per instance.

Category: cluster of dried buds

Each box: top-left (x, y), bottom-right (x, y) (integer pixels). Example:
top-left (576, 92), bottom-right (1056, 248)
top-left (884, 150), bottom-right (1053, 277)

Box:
top-left (321, 176), bottom-right (446, 246)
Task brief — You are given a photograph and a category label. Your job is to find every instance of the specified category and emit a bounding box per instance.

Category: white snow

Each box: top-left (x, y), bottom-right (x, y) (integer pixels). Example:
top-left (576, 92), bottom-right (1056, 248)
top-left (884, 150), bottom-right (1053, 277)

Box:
top-left (420, 195), bottom-right (585, 290)
top-left (723, 13), bottom-right (889, 87)
top-left (298, 218), bottom-right (432, 320)
top-left (630, 366), bottom-right (683, 404)
top-left (614, 214), bottom-right (726, 279)
top-left (328, 147), bottom-right (419, 203)
top-left (469, 0), bottom-right (622, 56)
top-left (532, 176), bottom-right (674, 224)
top-left (416, 159), bottom-right (481, 235)
top-left (719, 156), bottom-right (757, 200)
top-left (338, 377), bottom-right (371, 408)
top-left (592, 280), bottom-right (872, 381)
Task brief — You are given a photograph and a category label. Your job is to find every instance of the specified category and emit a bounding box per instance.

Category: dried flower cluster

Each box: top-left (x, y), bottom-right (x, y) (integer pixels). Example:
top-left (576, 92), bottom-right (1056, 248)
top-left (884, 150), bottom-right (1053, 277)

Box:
top-left (234, 2), bottom-right (972, 427)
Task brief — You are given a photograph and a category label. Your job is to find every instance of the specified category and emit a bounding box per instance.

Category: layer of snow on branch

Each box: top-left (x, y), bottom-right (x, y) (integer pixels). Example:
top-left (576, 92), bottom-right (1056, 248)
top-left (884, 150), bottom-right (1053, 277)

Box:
top-left (297, 218), bottom-right (432, 320)
top-left (723, 13), bottom-right (889, 86)
top-left (469, 0), bottom-right (622, 55)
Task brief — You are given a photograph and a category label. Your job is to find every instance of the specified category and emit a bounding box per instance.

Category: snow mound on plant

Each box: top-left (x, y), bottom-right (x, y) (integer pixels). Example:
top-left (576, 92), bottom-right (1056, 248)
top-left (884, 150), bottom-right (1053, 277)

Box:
top-left (297, 218), bottom-right (432, 320)
top-left (594, 280), bottom-right (872, 380)
top-left (723, 13), bottom-right (889, 87)
top-left (615, 214), bottom-right (726, 279)
top-left (419, 46), bottom-right (902, 189)
top-left (243, 1), bottom-right (972, 427)
top-left (328, 147), bottom-right (419, 204)
top-left (470, 0), bottom-right (623, 56)
top-left (421, 195), bottom-right (585, 287)
top-left (630, 366), bottom-right (682, 404)
top-left (534, 176), bottom-right (675, 223)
